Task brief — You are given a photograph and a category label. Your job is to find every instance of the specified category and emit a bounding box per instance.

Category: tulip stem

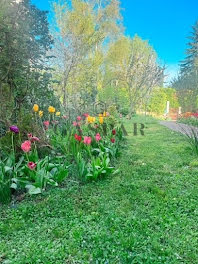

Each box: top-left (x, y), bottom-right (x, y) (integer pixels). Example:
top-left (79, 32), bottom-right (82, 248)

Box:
top-left (11, 133), bottom-right (15, 160)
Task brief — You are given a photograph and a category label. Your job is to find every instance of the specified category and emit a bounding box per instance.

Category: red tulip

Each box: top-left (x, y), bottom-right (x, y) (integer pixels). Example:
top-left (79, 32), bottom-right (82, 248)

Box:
top-left (112, 129), bottom-right (116, 135)
top-left (111, 138), bottom-right (115, 143)
top-left (74, 134), bottom-right (82, 142)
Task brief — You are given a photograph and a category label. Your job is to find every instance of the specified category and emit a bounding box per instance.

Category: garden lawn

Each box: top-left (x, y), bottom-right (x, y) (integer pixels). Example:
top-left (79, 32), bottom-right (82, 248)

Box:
top-left (1, 118), bottom-right (198, 264)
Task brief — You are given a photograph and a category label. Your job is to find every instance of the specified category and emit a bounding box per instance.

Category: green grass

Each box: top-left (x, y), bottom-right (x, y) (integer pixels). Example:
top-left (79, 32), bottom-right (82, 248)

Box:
top-left (1, 119), bottom-right (198, 263)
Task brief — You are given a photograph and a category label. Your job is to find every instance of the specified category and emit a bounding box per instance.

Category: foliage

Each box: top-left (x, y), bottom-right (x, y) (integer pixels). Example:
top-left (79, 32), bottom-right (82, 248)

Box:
top-left (180, 126), bottom-right (198, 155)
top-left (0, 104), bottom-right (125, 204)
top-left (51, 0), bottom-right (122, 111)
top-left (172, 20), bottom-right (198, 112)
top-left (148, 87), bottom-right (167, 114)
top-left (101, 36), bottom-right (164, 114)
top-left (1, 121), bottom-right (198, 263)
top-left (148, 87), bottom-right (179, 114)
top-left (178, 115), bottom-right (198, 127)
top-left (0, 0), bottom-right (57, 124)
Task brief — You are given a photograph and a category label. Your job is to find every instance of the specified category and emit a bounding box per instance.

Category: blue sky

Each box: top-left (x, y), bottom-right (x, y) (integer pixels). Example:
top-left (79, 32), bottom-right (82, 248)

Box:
top-left (32, 0), bottom-right (198, 83)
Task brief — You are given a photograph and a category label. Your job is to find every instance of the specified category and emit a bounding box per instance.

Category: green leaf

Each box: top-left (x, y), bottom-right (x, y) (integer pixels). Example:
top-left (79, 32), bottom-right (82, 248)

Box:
top-left (10, 183), bottom-right (17, 190)
top-left (26, 185), bottom-right (42, 195)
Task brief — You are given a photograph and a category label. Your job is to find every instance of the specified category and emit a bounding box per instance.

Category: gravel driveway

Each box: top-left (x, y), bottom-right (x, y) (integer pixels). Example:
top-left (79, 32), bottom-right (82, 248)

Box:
top-left (159, 121), bottom-right (198, 137)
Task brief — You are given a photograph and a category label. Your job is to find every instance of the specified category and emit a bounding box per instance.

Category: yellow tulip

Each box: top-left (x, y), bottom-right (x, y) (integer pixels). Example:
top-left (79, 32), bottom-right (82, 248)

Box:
top-left (56, 112), bottom-right (61, 116)
top-left (99, 117), bottom-right (104, 124)
top-left (87, 116), bottom-right (93, 123)
top-left (39, 110), bottom-right (43, 117)
top-left (87, 115), bottom-right (96, 124)
top-left (33, 104), bottom-right (39, 112)
top-left (103, 111), bottom-right (107, 117)
top-left (99, 113), bottom-right (103, 117)
top-left (48, 106), bottom-right (56, 113)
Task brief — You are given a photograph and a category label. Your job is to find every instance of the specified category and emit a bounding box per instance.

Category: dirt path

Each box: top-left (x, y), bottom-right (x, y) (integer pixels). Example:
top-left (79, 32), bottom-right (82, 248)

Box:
top-left (159, 121), bottom-right (198, 137)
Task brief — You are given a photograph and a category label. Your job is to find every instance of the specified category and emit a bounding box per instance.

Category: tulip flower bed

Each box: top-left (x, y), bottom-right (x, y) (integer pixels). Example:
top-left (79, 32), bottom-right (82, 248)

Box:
top-left (178, 113), bottom-right (198, 127)
top-left (0, 105), bottom-right (124, 204)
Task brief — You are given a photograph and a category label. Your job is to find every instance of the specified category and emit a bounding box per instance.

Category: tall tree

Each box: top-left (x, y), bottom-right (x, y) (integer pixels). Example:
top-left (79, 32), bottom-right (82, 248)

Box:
top-left (101, 35), bottom-right (164, 114)
top-left (0, 0), bottom-right (54, 122)
top-left (180, 20), bottom-right (198, 74)
top-left (51, 0), bottom-right (122, 110)
top-left (172, 21), bottom-right (198, 111)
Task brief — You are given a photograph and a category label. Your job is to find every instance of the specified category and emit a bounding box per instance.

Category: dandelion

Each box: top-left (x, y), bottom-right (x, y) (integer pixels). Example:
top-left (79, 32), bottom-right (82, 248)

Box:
top-left (33, 104), bottom-right (39, 112)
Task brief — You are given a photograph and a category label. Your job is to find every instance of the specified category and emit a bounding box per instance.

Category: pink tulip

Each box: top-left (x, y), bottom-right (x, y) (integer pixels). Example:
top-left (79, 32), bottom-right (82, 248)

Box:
top-left (43, 121), bottom-right (50, 127)
top-left (77, 116), bottom-right (81, 121)
top-left (27, 133), bottom-right (33, 139)
top-left (28, 162), bottom-right (37, 170)
top-left (21, 140), bottom-right (31, 152)
top-left (73, 121), bottom-right (78, 127)
top-left (28, 134), bottom-right (40, 142)
top-left (95, 133), bottom-right (101, 141)
top-left (83, 136), bottom-right (92, 145)
top-left (31, 136), bottom-right (40, 142)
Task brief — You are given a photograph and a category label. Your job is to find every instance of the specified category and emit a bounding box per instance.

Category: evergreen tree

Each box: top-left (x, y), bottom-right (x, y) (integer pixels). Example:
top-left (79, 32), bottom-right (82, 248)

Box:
top-left (180, 20), bottom-right (198, 74)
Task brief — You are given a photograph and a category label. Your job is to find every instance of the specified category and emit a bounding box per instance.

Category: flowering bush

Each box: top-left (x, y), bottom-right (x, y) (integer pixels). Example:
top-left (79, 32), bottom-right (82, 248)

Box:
top-left (0, 105), bottom-right (125, 203)
top-left (178, 112), bottom-right (198, 127)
